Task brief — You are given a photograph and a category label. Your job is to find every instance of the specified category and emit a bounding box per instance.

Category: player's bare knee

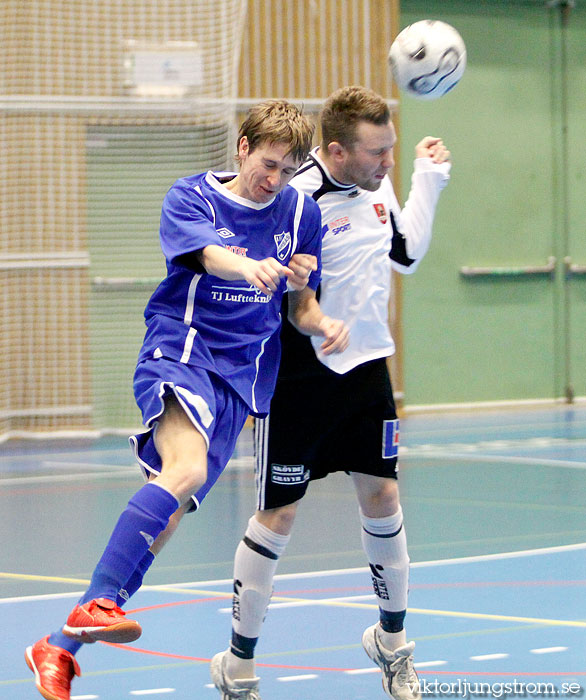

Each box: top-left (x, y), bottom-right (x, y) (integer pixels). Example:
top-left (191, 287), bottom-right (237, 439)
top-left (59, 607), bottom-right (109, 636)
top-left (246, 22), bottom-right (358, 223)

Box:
top-left (256, 501), bottom-right (298, 535)
top-left (354, 474), bottom-right (400, 517)
top-left (156, 460), bottom-right (207, 504)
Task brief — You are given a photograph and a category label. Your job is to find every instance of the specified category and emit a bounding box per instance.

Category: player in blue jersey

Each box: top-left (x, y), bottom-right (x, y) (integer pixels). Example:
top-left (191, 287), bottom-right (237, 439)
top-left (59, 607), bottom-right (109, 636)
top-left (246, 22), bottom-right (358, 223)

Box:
top-left (211, 86), bottom-right (451, 700)
top-left (25, 99), bottom-right (349, 700)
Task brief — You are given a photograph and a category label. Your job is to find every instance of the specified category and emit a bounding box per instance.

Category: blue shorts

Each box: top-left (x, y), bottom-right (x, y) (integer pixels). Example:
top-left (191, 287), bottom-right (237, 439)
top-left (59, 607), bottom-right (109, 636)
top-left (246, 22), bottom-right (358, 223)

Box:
top-left (129, 357), bottom-right (249, 510)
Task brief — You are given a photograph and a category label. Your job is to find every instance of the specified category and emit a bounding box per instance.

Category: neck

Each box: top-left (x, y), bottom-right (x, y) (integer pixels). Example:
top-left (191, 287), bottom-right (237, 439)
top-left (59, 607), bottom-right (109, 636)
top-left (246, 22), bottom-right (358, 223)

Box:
top-left (317, 146), bottom-right (352, 186)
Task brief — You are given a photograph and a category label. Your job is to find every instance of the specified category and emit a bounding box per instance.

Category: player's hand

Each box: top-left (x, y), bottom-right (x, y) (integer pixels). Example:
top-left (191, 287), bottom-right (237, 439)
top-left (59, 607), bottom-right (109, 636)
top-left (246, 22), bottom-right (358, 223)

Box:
top-left (287, 253), bottom-right (318, 291)
top-left (241, 257), bottom-right (292, 296)
top-left (318, 317), bottom-right (350, 355)
top-left (415, 136), bottom-right (451, 164)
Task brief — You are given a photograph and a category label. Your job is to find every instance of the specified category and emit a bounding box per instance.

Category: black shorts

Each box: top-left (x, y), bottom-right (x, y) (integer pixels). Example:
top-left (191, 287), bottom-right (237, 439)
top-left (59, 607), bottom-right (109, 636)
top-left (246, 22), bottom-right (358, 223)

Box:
top-left (254, 358), bottom-right (399, 510)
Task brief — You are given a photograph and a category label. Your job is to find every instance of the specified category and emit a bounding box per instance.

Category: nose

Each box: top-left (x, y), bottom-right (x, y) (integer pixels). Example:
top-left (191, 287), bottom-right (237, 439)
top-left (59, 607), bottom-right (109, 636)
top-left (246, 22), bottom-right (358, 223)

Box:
top-left (266, 171), bottom-right (280, 188)
top-left (382, 151), bottom-right (395, 169)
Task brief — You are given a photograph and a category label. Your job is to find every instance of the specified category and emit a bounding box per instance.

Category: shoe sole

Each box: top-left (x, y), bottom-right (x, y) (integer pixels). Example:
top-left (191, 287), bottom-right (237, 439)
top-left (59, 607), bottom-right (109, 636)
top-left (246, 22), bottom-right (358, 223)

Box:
top-left (25, 647), bottom-right (62, 700)
top-left (62, 621), bottom-right (142, 644)
top-left (209, 651), bottom-right (226, 695)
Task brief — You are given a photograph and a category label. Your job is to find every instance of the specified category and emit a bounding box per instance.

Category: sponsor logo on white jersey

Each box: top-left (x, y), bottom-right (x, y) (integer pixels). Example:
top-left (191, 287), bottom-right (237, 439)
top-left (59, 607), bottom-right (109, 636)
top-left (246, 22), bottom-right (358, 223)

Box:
top-left (328, 216), bottom-right (351, 236)
top-left (274, 231), bottom-right (292, 261)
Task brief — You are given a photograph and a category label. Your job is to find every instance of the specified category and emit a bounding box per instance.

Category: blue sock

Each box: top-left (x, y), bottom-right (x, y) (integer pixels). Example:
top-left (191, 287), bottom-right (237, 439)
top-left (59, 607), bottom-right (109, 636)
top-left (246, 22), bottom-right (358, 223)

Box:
top-left (79, 482), bottom-right (178, 605)
top-left (48, 630), bottom-right (82, 656)
top-left (116, 550), bottom-right (155, 607)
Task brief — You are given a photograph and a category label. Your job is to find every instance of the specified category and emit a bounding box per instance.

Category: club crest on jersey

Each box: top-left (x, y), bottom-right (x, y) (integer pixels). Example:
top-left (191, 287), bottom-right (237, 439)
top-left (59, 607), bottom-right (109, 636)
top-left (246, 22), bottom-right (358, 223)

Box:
top-left (373, 203), bottom-right (388, 225)
top-left (274, 231), bottom-right (292, 261)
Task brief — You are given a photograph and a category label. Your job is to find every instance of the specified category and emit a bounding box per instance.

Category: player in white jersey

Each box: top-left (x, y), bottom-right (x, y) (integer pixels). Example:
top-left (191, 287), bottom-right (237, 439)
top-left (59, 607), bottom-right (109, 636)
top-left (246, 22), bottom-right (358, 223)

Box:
top-left (25, 100), bottom-right (349, 700)
top-left (212, 86), bottom-right (451, 700)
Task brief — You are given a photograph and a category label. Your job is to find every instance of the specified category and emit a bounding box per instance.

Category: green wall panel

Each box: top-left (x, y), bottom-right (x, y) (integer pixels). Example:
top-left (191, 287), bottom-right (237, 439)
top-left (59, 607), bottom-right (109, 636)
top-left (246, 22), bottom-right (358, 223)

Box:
top-left (398, 0), bottom-right (584, 405)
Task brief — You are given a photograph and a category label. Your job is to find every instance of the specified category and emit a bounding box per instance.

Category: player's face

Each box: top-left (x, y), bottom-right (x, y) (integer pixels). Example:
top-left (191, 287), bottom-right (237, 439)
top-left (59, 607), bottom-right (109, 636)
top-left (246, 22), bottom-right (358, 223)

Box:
top-left (234, 138), bottom-right (301, 203)
top-left (340, 120), bottom-right (396, 192)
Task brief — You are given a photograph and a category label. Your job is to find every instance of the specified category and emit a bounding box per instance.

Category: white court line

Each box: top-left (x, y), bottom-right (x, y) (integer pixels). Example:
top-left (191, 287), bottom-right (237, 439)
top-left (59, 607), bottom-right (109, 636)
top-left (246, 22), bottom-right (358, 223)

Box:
top-left (2, 541), bottom-right (585, 604)
top-left (277, 674), bottom-right (318, 682)
top-left (470, 653), bottom-right (509, 661)
top-left (0, 468), bottom-right (138, 486)
top-left (129, 690), bottom-right (175, 696)
top-left (218, 593), bottom-right (376, 613)
top-left (401, 451), bottom-right (586, 470)
top-left (530, 646), bottom-right (568, 654)
top-left (415, 660), bottom-right (448, 668)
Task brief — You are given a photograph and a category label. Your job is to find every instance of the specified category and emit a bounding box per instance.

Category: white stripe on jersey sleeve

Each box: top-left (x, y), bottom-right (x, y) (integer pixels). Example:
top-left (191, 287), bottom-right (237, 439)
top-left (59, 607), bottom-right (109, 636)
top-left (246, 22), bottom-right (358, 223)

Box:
top-left (292, 187), bottom-right (305, 254)
top-left (194, 184), bottom-right (216, 225)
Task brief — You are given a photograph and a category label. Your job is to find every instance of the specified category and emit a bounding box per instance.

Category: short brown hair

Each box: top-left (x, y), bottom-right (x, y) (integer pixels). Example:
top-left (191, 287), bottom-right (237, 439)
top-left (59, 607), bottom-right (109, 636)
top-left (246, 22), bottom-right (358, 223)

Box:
top-left (237, 100), bottom-right (315, 164)
top-left (320, 86), bottom-right (391, 150)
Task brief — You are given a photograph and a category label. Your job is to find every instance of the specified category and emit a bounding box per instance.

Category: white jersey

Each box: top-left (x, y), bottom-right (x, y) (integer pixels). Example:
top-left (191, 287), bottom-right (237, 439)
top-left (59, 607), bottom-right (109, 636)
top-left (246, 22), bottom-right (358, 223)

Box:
top-left (290, 147), bottom-right (450, 374)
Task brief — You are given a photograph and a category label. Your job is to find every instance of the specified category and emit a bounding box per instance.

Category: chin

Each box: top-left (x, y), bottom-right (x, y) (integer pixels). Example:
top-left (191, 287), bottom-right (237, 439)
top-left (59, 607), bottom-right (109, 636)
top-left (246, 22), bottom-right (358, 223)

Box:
top-left (361, 180), bottom-right (383, 192)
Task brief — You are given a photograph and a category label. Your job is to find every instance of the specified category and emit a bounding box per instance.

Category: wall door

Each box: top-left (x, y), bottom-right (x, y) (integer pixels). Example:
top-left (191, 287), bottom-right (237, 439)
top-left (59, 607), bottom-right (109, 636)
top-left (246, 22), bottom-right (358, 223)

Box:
top-left (398, 0), bottom-right (586, 405)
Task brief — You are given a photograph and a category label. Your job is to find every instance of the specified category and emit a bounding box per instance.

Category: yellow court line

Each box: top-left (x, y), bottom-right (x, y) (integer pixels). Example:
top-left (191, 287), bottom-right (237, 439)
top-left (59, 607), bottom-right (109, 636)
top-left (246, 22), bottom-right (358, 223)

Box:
top-left (3, 571), bottom-right (585, 629)
top-left (0, 572), bottom-right (89, 585)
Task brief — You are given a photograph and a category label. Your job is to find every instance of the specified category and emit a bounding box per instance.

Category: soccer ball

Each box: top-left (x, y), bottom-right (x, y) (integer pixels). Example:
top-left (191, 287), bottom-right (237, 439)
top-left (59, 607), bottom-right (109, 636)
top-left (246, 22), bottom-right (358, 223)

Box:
top-left (388, 20), bottom-right (466, 100)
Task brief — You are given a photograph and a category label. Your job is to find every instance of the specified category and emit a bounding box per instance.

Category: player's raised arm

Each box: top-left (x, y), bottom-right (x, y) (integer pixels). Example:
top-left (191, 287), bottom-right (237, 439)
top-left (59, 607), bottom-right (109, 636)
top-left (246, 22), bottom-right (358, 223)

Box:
top-left (197, 244), bottom-right (293, 296)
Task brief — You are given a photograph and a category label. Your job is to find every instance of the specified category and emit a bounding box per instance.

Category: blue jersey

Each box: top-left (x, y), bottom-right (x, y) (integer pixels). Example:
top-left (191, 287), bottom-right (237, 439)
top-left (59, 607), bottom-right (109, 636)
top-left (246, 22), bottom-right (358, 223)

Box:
top-left (137, 171), bottom-right (322, 415)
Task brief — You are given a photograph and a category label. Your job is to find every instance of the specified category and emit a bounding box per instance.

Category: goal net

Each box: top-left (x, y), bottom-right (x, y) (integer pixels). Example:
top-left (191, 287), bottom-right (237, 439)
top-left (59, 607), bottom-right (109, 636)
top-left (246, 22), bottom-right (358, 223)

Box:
top-left (0, 0), bottom-right (247, 439)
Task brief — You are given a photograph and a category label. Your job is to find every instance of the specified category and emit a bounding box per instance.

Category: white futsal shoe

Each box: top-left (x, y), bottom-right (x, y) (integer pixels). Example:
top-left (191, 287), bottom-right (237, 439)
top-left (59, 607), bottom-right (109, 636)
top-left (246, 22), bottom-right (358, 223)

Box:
top-left (362, 623), bottom-right (420, 700)
top-left (210, 650), bottom-right (261, 700)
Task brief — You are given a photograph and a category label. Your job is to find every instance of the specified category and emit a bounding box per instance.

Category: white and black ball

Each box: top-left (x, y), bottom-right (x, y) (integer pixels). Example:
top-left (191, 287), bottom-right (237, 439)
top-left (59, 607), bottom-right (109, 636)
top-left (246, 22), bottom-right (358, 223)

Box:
top-left (389, 20), bottom-right (467, 100)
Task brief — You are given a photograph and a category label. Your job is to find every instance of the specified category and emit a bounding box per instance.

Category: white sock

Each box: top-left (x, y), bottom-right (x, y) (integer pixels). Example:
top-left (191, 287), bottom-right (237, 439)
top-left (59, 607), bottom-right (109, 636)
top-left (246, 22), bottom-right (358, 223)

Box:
top-left (227, 516), bottom-right (290, 679)
top-left (360, 506), bottom-right (410, 650)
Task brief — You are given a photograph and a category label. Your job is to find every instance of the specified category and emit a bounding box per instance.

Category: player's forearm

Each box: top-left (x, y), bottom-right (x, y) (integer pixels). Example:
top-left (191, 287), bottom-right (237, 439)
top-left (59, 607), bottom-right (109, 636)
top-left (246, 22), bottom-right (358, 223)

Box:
top-left (196, 244), bottom-right (248, 281)
top-left (287, 290), bottom-right (325, 336)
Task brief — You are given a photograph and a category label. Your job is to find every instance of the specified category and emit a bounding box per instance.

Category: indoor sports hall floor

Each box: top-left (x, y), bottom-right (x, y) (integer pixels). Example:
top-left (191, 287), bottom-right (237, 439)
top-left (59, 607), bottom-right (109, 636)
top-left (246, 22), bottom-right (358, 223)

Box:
top-left (1, 405), bottom-right (585, 699)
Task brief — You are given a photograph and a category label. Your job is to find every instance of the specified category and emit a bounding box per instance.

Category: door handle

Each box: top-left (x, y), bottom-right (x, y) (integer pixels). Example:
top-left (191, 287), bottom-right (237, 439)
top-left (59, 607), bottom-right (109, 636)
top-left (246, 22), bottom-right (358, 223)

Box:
top-left (460, 256), bottom-right (556, 278)
top-left (564, 257), bottom-right (586, 277)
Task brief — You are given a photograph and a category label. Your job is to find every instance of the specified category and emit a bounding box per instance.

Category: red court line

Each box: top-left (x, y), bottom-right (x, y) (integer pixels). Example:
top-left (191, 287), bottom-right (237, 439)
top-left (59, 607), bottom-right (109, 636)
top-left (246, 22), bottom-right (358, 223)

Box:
top-left (103, 643), bottom-right (585, 676)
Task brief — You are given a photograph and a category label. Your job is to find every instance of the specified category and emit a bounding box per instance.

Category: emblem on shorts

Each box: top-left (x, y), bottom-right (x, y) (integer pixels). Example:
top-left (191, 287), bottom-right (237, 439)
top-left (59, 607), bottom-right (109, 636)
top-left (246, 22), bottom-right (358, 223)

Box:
top-left (274, 231), bottom-right (292, 261)
top-left (382, 419), bottom-right (400, 459)
top-left (271, 463), bottom-right (309, 485)
top-left (373, 203), bottom-right (388, 225)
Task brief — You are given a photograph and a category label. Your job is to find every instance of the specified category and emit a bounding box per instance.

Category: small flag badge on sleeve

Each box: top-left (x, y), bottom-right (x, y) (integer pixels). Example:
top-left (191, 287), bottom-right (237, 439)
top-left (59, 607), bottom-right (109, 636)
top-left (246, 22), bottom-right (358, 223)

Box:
top-left (382, 419), bottom-right (400, 459)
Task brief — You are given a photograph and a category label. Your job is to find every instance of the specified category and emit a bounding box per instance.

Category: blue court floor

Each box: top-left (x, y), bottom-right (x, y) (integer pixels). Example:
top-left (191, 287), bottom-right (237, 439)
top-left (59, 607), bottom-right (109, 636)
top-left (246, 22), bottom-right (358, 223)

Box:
top-left (1, 404), bottom-right (585, 698)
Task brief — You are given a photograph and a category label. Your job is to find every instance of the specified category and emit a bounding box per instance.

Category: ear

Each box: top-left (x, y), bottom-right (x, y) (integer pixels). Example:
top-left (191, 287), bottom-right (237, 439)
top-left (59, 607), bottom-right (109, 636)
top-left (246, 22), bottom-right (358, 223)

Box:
top-left (238, 136), bottom-right (250, 160)
top-left (327, 141), bottom-right (347, 163)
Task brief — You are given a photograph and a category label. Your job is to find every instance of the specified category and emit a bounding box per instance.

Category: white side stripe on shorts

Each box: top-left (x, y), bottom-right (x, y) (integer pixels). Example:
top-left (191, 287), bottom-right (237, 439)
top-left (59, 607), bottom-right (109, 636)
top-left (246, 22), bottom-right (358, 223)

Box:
top-left (255, 414), bottom-right (269, 511)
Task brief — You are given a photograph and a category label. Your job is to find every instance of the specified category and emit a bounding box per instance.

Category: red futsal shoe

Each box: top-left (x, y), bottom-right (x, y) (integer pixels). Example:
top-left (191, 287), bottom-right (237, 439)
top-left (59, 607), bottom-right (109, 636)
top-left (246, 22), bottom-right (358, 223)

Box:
top-left (62, 597), bottom-right (142, 643)
top-left (25, 636), bottom-right (81, 700)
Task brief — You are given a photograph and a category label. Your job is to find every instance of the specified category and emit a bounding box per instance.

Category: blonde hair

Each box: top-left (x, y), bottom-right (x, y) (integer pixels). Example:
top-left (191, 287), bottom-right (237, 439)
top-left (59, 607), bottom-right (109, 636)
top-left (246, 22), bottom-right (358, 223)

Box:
top-left (237, 100), bottom-right (315, 164)
top-left (320, 86), bottom-right (391, 150)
